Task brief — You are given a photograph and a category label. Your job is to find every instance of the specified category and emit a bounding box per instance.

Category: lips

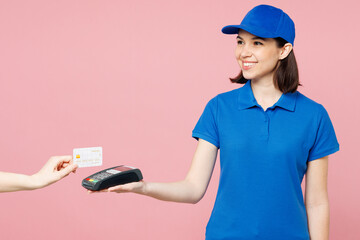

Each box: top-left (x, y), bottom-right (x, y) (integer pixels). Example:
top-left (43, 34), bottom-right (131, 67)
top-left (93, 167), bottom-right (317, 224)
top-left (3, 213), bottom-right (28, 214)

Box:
top-left (242, 61), bottom-right (257, 70)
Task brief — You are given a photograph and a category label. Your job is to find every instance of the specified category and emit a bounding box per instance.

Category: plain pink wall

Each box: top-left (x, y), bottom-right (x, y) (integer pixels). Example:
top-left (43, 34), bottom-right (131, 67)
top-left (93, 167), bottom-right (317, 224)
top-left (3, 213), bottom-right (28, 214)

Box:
top-left (0, 0), bottom-right (358, 239)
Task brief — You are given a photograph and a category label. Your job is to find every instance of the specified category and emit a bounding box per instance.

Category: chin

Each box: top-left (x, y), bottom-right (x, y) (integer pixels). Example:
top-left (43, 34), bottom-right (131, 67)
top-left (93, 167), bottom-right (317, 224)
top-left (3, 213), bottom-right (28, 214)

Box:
top-left (242, 72), bottom-right (256, 80)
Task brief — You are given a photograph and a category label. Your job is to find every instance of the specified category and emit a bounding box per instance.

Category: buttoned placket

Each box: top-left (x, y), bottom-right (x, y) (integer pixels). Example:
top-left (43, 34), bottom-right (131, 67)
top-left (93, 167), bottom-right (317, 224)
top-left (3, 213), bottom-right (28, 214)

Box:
top-left (256, 105), bottom-right (274, 141)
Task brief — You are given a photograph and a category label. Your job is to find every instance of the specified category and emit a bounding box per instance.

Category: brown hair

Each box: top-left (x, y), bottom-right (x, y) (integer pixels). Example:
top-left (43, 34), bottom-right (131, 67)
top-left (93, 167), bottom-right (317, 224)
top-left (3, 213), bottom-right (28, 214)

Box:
top-left (229, 37), bottom-right (301, 93)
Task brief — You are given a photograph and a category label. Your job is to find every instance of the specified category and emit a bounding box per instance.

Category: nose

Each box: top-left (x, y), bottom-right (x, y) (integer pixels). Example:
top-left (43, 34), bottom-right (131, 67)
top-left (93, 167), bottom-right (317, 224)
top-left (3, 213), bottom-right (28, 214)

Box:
top-left (239, 44), bottom-right (252, 59)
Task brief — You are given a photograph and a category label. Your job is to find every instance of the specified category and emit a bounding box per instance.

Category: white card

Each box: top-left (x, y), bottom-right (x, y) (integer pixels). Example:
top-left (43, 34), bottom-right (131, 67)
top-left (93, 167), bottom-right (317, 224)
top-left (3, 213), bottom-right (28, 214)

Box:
top-left (73, 147), bottom-right (102, 168)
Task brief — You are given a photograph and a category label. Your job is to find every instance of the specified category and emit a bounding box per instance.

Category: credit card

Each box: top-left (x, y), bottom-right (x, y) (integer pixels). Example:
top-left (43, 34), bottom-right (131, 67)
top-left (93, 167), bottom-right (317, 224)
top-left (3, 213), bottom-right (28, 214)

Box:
top-left (73, 147), bottom-right (102, 168)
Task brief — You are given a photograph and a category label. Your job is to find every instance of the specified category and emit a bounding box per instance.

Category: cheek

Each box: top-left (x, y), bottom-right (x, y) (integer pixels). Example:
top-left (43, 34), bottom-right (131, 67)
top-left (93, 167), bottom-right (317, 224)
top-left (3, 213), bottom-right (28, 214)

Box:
top-left (235, 48), bottom-right (241, 59)
top-left (258, 51), bottom-right (279, 67)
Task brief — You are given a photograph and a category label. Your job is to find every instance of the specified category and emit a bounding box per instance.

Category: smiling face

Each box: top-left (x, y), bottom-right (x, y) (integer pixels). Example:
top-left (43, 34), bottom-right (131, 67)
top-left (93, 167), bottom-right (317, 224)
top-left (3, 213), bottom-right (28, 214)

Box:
top-left (235, 29), bottom-right (284, 82)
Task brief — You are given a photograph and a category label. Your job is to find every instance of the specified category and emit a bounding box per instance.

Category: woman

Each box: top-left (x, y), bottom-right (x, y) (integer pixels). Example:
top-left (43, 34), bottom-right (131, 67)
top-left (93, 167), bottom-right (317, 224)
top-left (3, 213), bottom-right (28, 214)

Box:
top-left (98, 5), bottom-right (339, 240)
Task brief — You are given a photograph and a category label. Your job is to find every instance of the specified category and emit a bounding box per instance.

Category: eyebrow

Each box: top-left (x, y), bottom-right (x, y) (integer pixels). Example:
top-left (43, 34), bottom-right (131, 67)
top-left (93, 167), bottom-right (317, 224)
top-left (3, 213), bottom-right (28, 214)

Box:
top-left (236, 36), bottom-right (267, 41)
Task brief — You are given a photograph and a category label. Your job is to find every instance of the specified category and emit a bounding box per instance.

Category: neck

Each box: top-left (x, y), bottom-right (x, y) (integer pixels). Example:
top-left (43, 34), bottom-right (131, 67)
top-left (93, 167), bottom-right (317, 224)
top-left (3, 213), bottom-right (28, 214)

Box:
top-left (250, 77), bottom-right (283, 104)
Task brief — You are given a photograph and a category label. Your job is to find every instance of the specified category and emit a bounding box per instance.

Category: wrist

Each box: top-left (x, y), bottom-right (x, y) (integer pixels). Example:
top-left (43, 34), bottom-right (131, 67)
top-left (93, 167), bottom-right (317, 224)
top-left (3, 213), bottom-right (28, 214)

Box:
top-left (29, 173), bottom-right (46, 190)
top-left (141, 181), bottom-right (149, 195)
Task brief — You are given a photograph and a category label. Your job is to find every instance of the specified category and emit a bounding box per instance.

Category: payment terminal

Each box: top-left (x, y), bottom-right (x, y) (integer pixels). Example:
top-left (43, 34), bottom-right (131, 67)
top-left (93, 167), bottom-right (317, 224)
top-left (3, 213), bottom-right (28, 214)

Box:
top-left (82, 165), bottom-right (143, 191)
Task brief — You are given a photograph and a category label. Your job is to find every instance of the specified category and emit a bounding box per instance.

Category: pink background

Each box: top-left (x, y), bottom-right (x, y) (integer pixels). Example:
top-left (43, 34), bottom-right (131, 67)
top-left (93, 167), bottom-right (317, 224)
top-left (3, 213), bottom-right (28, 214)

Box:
top-left (0, 0), bottom-right (358, 239)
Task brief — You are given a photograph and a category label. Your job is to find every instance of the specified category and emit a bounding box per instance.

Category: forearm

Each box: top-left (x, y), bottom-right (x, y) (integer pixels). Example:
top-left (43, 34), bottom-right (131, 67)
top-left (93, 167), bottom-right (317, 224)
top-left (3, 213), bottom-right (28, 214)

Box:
top-left (107, 139), bottom-right (217, 203)
top-left (141, 179), bottom-right (203, 204)
top-left (0, 172), bottom-right (40, 192)
top-left (306, 203), bottom-right (330, 240)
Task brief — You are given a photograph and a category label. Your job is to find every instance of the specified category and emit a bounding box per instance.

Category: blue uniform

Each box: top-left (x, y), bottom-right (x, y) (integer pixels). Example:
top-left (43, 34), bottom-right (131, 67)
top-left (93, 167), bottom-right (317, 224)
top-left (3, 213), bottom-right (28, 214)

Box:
top-left (192, 80), bottom-right (340, 240)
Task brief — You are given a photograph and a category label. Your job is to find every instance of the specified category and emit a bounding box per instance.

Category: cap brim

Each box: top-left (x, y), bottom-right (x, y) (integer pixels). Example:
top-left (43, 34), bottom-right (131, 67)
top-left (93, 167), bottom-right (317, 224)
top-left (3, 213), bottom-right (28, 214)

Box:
top-left (222, 24), bottom-right (279, 39)
top-left (221, 25), bottom-right (242, 34)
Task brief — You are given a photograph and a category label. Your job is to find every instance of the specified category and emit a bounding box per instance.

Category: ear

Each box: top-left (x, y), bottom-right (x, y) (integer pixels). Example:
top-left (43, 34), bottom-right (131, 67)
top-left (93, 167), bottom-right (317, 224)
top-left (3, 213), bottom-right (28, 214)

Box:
top-left (279, 43), bottom-right (293, 60)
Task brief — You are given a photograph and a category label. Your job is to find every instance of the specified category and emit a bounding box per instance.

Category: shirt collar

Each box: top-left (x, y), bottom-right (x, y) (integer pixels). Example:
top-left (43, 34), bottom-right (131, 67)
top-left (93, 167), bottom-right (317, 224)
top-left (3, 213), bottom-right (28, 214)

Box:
top-left (237, 80), bottom-right (297, 112)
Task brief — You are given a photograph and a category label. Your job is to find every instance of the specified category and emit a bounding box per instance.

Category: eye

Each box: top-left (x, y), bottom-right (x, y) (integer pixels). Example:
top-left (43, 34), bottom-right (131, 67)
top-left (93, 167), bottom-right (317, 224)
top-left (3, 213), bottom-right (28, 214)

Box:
top-left (237, 40), bottom-right (244, 45)
top-left (254, 41), bottom-right (263, 45)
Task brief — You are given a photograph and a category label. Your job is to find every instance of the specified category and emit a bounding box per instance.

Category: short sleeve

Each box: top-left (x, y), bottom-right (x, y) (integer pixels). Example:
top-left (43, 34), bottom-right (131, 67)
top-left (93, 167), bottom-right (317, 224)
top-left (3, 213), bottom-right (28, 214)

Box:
top-left (192, 96), bottom-right (220, 148)
top-left (308, 105), bottom-right (340, 161)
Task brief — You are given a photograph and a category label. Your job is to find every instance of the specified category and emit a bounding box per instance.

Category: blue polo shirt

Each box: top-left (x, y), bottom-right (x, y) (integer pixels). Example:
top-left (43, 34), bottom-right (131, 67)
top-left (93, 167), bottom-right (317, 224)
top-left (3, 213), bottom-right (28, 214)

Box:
top-left (192, 80), bottom-right (340, 240)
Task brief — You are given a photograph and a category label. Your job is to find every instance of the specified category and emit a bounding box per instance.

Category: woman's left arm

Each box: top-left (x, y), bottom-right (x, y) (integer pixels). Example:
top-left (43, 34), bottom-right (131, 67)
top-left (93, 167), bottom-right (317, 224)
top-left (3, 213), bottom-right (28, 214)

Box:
top-left (305, 155), bottom-right (330, 240)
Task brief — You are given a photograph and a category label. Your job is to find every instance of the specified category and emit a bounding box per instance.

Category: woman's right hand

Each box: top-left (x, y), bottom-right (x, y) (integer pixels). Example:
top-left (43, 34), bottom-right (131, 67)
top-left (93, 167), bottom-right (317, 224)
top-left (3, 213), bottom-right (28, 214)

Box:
top-left (88, 180), bottom-right (147, 194)
top-left (108, 180), bottom-right (147, 194)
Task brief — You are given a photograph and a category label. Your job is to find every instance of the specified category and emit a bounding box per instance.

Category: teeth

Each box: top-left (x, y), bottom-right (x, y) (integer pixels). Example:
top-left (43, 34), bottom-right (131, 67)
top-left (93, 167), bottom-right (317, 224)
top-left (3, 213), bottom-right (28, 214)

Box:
top-left (244, 62), bottom-right (256, 67)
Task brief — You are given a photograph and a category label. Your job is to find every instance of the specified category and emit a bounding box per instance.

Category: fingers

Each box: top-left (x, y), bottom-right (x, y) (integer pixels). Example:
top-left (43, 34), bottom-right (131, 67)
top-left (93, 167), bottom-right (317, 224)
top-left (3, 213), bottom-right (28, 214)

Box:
top-left (62, 163), bottom-right (70, 168)
top-left (57, 163), bottom-right (78, 179)
top-left (108, 185), bottom-right (127, 192)
top-left (87, 186), bottom-right (125, 193)
top-left (86, 183), bottom-right (136, 194)
top-left (48, 155), bottom-right (73, 170)
top-left (108, 182), bottom-right (140, 193)
top-left (57, 161), bottom-right (77, 173)
top-left (59, 162), bottom-right (71, 171)
top-left (54, 155), bottom-right (73, 162)
top-left (88, 189), bottom-right (108, 194)
top-left (87, 182), bottom-right (144, 194)
top-left (50, 155), bottom-right (72, 165)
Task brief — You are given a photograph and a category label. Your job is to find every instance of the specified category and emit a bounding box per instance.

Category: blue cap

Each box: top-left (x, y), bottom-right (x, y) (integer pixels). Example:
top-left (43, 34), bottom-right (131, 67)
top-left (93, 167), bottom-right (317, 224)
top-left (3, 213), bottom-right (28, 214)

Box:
top-left (222, 5), bottom-right (295, 45)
